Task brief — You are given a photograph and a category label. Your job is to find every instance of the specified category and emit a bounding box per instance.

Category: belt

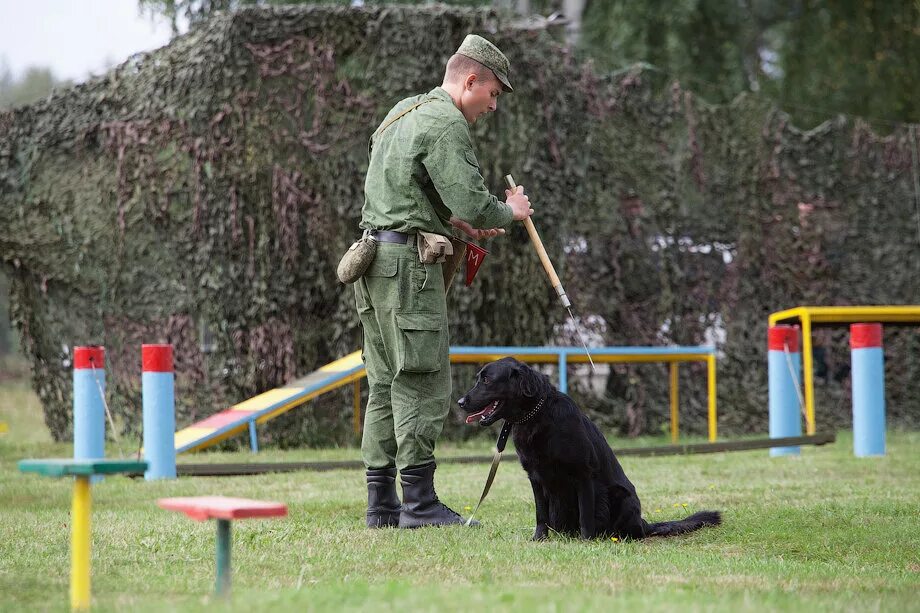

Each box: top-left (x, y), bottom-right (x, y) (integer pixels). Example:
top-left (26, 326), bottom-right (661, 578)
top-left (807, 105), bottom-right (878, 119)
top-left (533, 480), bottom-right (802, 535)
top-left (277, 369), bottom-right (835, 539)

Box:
top-left (367, 230), bottom-right (414, 245)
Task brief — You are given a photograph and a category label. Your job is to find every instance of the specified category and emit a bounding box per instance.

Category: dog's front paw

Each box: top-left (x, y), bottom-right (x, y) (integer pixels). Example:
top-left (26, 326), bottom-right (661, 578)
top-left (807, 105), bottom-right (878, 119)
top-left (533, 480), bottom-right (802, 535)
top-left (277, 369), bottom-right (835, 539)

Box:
top-left (532, 525), bottom-right (548, 541)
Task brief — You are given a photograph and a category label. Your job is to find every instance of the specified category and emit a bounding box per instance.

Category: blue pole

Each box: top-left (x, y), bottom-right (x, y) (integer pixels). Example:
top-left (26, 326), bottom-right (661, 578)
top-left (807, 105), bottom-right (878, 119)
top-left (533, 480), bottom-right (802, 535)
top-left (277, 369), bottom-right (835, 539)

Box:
top-left (768, 326), bottom-right (801, 456)
top-left (142, 344), bottom-right (177, 479)
top-left (73, 346), bottom-right (105, 464)
top-left (851, 324), bottom-right (886, 457)
top-left (249, 420), bottom-right (259, 453)
top-left (558, 351), bottom-right (568, 394)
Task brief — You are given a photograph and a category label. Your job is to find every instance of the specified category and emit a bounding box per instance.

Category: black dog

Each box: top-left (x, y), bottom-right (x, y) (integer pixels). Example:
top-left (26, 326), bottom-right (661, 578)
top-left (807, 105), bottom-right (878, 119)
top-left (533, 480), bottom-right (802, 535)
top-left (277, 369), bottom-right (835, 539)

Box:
top-left (458, 357), bottom-right (721, 541)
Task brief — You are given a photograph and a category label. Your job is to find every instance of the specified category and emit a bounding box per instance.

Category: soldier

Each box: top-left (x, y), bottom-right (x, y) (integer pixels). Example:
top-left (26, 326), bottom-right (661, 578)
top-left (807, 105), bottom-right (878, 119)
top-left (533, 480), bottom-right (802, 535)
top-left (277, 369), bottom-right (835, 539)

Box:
top-left (358, 34), bottom-right (533, 528)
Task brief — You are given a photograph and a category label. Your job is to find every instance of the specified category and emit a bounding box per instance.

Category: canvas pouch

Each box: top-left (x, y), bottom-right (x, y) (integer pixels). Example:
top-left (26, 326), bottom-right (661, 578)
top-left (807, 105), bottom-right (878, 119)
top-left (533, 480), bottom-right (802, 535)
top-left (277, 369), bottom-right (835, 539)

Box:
top-left (336, 234), bottom-right (378, 284)
top-left (416, 231), bottom-right (453, 264)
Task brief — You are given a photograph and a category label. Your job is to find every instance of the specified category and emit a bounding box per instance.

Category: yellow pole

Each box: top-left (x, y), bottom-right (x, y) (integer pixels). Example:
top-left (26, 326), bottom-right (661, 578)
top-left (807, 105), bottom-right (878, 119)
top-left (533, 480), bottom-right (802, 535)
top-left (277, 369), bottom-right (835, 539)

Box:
top-left (707, 355), bottom-right (717, 442)
top-left (669, 363), bottom-right (679, 444)
top-left (353, 379), bottom-right (361, 435)
top-left (71, 476), bottom-right (91, 611)
top-left (801, 314), bottom-right (816, 434)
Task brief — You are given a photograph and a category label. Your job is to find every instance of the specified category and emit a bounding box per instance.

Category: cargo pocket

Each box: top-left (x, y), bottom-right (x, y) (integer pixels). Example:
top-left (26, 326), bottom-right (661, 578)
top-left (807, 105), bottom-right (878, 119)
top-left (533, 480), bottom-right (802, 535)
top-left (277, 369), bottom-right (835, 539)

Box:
top-left (363, 255), bottom-right (400, 309)
top-left (396, 312), bottom-right (444, 373)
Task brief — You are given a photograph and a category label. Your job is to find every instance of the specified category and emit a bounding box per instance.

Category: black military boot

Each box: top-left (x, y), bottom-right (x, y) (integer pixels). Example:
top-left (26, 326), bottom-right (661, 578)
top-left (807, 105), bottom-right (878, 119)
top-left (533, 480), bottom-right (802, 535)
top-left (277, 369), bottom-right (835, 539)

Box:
top-left (366, 467), bottom-right (401, 528)
top-left (398, 462), bottom-right (479, 528)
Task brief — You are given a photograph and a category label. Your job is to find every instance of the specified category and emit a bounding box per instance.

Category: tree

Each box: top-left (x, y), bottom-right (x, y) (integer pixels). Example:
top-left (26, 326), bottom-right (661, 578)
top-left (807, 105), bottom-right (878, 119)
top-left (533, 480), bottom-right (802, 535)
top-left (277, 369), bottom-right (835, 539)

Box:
top-left (0, 61), bottom-right (72, 110)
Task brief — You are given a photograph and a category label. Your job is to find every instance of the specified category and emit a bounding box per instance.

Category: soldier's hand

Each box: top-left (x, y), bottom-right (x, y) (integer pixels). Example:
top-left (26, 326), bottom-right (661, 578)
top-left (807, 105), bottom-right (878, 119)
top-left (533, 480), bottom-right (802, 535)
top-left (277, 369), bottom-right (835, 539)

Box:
top-left (450, 217), bottom-right (506, 240)
top-left (505, 186), bottom-right (533, 221)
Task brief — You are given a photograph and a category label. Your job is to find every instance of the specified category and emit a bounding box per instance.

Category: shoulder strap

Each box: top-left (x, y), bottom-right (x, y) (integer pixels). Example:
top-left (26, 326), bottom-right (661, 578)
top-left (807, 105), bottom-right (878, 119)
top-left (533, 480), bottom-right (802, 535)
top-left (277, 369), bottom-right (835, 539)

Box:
top-left (372, 97), bottom-right (437, 140)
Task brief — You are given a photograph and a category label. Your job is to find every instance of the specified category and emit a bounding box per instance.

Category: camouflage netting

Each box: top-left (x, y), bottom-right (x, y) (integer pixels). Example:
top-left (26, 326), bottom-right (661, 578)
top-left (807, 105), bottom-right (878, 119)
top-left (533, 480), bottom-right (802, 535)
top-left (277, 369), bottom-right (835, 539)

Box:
top-left (1, 5), bottom-right (918, 447)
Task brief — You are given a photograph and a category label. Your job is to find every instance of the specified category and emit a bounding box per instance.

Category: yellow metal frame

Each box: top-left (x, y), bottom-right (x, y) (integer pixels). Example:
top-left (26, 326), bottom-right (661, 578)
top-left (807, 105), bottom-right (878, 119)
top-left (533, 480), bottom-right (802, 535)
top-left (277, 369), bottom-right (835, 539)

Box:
top-left (768, 305), bottom-right (920, 434)
top-left (353, 350), bottom-right (718, 443)
top-left (179, 348), bottom-right (718, 452)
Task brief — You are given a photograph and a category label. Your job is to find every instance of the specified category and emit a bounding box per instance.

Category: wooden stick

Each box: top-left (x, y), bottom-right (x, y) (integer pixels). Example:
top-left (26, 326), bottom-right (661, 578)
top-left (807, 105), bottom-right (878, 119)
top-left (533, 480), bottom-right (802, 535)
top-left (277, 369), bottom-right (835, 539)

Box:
top-left (504, 175), bottom-right (570, 308)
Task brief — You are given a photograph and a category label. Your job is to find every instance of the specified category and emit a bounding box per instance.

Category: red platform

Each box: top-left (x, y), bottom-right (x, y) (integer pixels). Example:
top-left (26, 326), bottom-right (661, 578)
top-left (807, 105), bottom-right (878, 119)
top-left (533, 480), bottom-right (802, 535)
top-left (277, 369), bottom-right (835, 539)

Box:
top-left (157, 496), bottom-right (288, 521)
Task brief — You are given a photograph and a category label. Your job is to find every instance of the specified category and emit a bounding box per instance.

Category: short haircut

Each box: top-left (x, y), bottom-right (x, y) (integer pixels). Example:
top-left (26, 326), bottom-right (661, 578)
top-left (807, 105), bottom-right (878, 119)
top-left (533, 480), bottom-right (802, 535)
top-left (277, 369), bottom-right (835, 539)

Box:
top-left (444, 53), bottom-right (492, 85)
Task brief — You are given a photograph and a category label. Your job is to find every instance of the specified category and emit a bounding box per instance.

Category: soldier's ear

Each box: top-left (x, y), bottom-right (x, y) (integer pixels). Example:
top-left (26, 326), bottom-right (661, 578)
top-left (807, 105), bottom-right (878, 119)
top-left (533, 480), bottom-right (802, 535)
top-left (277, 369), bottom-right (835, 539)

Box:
top-left (464, 73), bottom-right (477, 91)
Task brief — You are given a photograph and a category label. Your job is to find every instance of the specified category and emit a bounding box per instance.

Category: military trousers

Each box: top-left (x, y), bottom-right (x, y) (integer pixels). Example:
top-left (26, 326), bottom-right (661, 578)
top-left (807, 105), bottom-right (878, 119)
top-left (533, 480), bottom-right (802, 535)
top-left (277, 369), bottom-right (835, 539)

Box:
top-left (355, 241), bottom-right (451, 471)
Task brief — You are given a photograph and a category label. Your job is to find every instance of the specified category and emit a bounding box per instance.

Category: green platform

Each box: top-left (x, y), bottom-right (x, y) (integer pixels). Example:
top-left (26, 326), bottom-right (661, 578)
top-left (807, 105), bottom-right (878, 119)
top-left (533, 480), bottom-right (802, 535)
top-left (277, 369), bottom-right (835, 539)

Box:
top-left (18, 458), bottom-right (148, 478)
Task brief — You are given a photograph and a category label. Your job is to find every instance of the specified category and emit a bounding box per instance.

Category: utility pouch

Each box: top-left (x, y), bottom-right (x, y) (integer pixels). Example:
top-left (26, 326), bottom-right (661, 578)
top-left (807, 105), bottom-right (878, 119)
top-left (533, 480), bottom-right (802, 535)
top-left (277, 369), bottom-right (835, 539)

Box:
top-left (416, 231), bottom-right (453, 265)
top-left (336, 234), bottom-right (378, 284)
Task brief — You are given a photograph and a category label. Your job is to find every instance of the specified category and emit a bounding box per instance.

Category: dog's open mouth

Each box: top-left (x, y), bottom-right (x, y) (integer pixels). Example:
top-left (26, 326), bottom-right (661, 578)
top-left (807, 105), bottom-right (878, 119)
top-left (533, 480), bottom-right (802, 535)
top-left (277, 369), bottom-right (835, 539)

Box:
top-left (465, 400), bottom-right (501, 424)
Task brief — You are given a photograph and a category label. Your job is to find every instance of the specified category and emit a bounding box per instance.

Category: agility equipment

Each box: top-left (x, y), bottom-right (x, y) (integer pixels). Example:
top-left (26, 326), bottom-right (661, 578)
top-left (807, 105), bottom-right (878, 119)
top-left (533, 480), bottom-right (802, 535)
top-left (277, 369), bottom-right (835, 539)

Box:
top-left (768, 325), bottom-right (802, 456)
top-left (768, 305), bottom-right (920, 434)
top-left (173, 345), bottom-right (718, 455)
top-left (157, 496), bottom-right (288, 597)
top-left (18, 458), bottom-right (147, 611)
top-left (73, 347), bottom-right (106, 468)
top-left (850, 324), bottom-right (886, 456)
top-left (142, 344), bottom-right (177, 479)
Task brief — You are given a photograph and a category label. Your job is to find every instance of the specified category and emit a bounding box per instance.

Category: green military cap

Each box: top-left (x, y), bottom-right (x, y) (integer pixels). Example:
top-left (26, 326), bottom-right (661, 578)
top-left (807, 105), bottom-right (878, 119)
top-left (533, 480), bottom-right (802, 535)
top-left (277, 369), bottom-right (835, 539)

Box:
top-left (456, 34), bottom-right (513, 92)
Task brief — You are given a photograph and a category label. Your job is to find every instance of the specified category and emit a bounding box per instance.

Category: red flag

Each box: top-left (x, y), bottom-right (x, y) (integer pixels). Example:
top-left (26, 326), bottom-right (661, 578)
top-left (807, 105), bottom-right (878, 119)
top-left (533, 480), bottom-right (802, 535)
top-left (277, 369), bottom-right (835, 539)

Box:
top-left (465, 241), bottom-right (489, 286)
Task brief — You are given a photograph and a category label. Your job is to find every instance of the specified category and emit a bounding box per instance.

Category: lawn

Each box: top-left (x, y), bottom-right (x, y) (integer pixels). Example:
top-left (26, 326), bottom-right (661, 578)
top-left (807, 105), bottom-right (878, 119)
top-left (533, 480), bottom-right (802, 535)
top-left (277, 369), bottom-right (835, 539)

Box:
top-left (1, 382), bottom-right (918, 612)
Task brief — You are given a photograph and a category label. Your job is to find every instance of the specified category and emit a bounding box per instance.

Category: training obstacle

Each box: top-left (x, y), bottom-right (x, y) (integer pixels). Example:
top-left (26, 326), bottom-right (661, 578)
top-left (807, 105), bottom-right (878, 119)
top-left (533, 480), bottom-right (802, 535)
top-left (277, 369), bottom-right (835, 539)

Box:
top-left (768, 305), bottom-right (920, 434)
top-left (73, 347), bottom-right (106, 471)
top-left (142, 344), bottom-right (177, 479)
top-left (768, 325), bottom-right (803, 456)
top-left (850, 324), bottom-right (886, 456)
top-left (174, 345), bottom-right (720, 454)
top-left (18, 458), bottom-right (147, 611)
top-left (157, 496), bottom-right (288, 597)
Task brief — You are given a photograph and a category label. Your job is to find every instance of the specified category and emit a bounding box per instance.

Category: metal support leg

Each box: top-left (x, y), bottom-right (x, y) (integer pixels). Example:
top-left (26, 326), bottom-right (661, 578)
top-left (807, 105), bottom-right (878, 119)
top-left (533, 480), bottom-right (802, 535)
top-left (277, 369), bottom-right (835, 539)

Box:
top-left (248, 420), bottom-right (259, 453)
top-left (558, 352), bottom-right (568, 394)
top-left (707, 355), bottom-right (717, 442)
top-left (71, 476), bottom-right (91, 611)
top-left (802, 315), bottom-right (816, 435)
top-left (669, 362), bottom-right (679, 444)
top-left (216, 519), bottom-right (232, 597)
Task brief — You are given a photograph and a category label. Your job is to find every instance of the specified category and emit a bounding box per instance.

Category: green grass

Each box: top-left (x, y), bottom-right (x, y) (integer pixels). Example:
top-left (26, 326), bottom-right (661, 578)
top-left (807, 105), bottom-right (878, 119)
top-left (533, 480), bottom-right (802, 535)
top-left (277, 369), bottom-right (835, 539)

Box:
top-left (1, 381), bottom-right (918, 611)
top-left (0, 377), bottom-right (50, 446)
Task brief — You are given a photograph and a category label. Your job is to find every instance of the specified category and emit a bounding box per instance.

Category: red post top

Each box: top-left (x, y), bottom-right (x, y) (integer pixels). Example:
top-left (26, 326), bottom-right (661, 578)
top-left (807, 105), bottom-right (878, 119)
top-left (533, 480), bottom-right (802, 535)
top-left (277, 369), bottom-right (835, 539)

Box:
top-left (850, 323), bottom-right (882, 349)
top-left (768, 325), bottom-right (799, 352)
top-left (142, 344), bottom-right (174, 372)
top-left (74, 346), bottom-right (105, 369)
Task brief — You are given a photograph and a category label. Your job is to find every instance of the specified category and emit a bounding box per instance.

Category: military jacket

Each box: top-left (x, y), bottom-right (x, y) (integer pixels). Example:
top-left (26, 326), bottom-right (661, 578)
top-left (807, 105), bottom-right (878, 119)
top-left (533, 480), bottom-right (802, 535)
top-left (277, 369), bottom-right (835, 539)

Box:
top-left (361, 87), bottom-right (513, 236)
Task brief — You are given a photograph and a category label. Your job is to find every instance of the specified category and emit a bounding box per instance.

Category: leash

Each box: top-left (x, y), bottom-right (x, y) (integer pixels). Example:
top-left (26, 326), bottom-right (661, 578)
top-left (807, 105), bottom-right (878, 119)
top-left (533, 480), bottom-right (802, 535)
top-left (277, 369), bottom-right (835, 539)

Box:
top-left (464, 395), bottom-right (548, 526)
top-left (465, 420), bottom-right (513, 527)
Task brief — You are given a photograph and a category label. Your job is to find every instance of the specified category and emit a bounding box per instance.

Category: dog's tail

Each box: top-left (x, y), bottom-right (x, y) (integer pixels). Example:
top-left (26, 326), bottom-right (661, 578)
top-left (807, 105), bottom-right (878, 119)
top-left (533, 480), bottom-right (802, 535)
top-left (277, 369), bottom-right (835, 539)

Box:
top-left (644, 510), bottom-right (721, 537)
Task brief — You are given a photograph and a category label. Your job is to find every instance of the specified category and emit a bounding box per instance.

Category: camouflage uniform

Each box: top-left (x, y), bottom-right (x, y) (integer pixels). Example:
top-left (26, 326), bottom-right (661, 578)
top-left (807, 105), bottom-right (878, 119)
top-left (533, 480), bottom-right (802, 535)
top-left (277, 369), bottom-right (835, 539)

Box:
top-left (357, 36), bottom-right (514, 473)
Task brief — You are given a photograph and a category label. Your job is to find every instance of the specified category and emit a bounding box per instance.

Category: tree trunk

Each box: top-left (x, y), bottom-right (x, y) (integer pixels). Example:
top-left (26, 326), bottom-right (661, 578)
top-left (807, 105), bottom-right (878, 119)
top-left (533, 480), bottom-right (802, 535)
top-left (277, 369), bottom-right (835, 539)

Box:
top-left (563, 0), bottom-right (587, 46)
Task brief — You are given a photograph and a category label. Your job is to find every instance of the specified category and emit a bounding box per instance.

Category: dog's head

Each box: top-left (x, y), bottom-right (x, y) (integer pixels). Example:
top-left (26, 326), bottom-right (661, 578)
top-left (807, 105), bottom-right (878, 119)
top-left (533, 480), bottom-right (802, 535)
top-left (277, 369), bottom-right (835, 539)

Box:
top-left (457, 357), bottom-right (547, 427)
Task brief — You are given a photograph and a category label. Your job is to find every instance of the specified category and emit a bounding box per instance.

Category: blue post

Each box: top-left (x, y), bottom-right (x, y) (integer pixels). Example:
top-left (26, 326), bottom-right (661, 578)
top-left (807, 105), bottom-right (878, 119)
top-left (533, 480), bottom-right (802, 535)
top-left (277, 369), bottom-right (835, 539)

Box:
top-left (768, 326), bottom-right (801, 456)
top-left (851, 324), bottom-right (886, 457)
top-left (73, 346), bottom-right (106, 464)
top-left (558, 351), bottom-right (568, 394)
top-left (142, 344), bottom-right (177, 479)
top-left (249, 420), bottom-right (259, 453)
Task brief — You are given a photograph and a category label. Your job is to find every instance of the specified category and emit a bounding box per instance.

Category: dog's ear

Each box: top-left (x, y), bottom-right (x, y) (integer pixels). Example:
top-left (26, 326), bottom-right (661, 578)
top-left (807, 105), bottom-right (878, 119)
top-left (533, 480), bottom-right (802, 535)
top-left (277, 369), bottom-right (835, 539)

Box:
top-left (517, 363), bottom-right (539, 398)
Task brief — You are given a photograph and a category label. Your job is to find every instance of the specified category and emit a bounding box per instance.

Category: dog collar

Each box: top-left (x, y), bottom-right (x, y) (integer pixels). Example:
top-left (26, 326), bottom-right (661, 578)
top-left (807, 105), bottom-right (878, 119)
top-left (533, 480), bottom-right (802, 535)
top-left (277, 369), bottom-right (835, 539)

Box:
top-left (512, 394), bottom-right (547, 425)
